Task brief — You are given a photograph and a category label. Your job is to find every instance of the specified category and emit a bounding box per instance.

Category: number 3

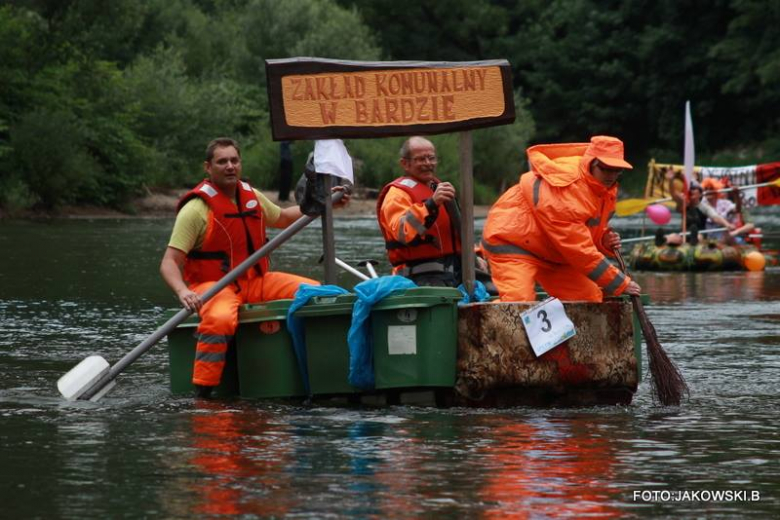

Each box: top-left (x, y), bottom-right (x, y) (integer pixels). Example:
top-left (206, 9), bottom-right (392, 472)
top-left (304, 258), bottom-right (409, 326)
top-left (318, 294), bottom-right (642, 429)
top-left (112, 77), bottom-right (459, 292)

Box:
top-left (537, 309), bottom-right (552, 332)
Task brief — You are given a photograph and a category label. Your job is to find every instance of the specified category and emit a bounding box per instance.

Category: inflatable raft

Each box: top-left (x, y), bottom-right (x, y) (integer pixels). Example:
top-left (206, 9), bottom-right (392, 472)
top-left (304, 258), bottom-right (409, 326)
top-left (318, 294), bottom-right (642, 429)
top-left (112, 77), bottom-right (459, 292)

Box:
top-left (629, 241), bottom-right (777, 271)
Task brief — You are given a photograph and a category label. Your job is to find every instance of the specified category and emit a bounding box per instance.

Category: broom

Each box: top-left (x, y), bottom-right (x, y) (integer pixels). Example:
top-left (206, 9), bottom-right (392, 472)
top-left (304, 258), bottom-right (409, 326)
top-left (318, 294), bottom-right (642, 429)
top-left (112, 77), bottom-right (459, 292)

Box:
top-left (614, 248), bottom-right (689, 405)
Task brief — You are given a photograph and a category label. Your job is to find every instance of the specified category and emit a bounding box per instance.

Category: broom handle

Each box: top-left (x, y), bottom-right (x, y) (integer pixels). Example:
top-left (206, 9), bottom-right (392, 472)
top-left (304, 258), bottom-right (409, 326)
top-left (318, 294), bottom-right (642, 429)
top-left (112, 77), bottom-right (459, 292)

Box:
top-left (613, 249), bottom-right (646, 321)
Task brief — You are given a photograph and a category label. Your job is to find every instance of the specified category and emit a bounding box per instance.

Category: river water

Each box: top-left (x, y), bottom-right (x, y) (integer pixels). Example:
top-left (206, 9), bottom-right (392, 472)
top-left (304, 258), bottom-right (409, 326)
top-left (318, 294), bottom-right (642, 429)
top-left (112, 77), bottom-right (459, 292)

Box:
top-left (1, 211), bottom-right (779, 518)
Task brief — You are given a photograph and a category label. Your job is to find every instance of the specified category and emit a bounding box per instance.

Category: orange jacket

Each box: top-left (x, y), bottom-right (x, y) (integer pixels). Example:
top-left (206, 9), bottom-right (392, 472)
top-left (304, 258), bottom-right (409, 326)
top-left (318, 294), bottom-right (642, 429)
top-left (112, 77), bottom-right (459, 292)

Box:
top-left (482, 143), bottom-right (631, 296)
top-left (178, 179), bottom-right (269, 285)
top-left (376, 176), bottom-right (460, 267)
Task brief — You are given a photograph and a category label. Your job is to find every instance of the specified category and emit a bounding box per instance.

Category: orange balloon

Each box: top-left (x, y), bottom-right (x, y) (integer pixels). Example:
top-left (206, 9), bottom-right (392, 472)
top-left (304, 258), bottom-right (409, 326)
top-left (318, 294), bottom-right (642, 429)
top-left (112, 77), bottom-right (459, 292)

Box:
top-left (743, 251), bottom-right (766, 271)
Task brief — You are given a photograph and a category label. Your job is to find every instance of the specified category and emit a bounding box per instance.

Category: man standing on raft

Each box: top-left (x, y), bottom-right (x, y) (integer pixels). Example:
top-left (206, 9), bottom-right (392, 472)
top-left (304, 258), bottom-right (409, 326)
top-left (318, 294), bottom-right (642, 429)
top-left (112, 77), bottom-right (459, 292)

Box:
top-left (481, 135), bottom-right (641, 302)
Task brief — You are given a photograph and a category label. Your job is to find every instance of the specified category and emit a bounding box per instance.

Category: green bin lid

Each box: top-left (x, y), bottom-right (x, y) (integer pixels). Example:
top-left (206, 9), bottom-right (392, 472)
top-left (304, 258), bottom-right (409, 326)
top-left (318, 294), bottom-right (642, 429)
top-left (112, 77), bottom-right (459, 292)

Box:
top-left (372, 286), bottom-right (462, 310)
top-left (294, 293), bottom-right (357, 317)
top-left (239, 299), bottom-right (295, 323)
top-left (163, 299), bottom-right (297, 328)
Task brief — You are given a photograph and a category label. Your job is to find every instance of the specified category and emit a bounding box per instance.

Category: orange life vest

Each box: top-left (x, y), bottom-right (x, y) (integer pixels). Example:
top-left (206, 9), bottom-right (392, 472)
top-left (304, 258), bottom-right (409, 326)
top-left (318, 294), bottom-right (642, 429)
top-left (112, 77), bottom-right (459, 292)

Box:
top-left (178, 179), bottom-right (268, 285)
top-left (376, 176), bottom-right (460, 267)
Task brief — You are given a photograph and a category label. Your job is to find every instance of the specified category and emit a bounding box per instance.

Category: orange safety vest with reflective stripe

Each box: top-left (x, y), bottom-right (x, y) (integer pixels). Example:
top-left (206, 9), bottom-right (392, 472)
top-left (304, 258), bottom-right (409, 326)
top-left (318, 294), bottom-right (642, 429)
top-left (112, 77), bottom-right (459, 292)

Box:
top-left (178, 179), bottom-right (269, 285)
top-left (482, 143), bottom-right (630, 296)
top-left (376, 176), bottom-right (460, 267)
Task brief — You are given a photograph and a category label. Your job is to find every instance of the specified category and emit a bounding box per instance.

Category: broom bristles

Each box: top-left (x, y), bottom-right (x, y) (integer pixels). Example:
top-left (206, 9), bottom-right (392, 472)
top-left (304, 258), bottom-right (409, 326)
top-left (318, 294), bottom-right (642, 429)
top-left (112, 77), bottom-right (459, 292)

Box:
top-left (615, 248), bottom-right (689, 406)
top-left (635, 298), bottom-right (689, 405)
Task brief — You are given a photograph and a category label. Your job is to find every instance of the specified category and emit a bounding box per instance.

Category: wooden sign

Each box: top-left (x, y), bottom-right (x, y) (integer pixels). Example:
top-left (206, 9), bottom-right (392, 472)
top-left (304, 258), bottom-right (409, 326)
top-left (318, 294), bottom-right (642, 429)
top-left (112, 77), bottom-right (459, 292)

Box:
top-left (266, 58), bottom-right (515, 140)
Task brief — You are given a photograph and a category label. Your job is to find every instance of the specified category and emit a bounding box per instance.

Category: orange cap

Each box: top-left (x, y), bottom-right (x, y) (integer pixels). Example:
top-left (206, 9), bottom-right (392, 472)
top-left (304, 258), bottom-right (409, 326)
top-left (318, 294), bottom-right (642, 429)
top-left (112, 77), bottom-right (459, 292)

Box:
top-left (586, 135), bottom-right (633, 170)
top-left (700, 178), bottom-right (722, 191)
top-left (700, 177), bottom-right (723, 197)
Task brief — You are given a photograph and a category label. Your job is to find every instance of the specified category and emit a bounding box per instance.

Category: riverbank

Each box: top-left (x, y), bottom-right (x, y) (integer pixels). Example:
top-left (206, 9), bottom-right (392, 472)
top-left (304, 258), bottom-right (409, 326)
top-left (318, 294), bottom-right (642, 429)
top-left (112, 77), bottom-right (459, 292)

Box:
top-left (7, 188), bottom-right (491, 219)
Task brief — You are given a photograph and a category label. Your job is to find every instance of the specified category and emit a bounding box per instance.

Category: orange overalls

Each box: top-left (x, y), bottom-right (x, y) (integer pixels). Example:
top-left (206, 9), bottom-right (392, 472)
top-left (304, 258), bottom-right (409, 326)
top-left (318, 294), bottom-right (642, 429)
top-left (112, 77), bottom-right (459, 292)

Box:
top-left (482, 144), bottom-right (631, 302)
top-left (180, 180), bottom-right (317, 387)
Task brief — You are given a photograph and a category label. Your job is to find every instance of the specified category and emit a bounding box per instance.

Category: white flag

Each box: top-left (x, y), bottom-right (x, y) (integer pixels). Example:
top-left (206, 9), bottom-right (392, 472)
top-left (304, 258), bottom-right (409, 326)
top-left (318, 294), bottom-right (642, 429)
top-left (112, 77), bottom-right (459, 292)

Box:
top-left (313, 139), bottom-right (354, 183)
top-left (683, 101), bottom-right (695, 188)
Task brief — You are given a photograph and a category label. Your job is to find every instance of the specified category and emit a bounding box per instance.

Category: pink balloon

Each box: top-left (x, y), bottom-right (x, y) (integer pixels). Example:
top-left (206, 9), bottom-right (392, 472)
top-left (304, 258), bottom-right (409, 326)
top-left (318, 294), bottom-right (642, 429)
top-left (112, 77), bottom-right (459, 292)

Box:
top-left (646, 204), bottom-right (671, 225)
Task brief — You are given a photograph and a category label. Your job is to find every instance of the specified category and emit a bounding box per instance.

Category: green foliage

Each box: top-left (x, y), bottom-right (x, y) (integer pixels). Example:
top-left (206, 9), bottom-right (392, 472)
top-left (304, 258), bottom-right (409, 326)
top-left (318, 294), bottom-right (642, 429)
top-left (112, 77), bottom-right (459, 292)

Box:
top-left (10, 109), bottom-right (100, 209)
top-left (341, 0), bottom-right (780, 197)
top-left (241, 118), bottom-right (282, 189)
top-left (3, 0), bottom-right (780, 211)
top-left (0, 173), bottom-right (36, 214)
top-left (337, 0), bottom-right (509, 61)
top-left (123, 46), bottom-right (266, 187)
top-left (0, 0), bottom-right (383, 212)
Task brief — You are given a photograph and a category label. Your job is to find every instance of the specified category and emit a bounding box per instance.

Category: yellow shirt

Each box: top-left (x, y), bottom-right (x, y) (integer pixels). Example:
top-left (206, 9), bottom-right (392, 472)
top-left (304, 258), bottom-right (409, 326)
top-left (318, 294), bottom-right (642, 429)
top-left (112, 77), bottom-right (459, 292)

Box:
top-left (167, 188), bottom-right (281, 253)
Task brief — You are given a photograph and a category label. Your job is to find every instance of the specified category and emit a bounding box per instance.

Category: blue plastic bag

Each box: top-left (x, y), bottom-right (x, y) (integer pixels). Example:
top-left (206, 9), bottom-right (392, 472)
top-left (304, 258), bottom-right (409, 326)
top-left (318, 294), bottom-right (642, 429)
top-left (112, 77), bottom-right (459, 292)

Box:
top-left (347, 276), bottom-right (417, 389)
top-left (457, 280), bottom-right (490, 304)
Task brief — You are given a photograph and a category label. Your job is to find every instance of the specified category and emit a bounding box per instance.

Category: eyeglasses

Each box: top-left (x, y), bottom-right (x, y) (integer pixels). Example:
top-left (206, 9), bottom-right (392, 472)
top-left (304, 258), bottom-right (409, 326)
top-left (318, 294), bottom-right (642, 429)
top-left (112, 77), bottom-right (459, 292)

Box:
top-left (408, 155), bottom-right (437, 164)
top-left (594, 161), bottom-right (622, 175)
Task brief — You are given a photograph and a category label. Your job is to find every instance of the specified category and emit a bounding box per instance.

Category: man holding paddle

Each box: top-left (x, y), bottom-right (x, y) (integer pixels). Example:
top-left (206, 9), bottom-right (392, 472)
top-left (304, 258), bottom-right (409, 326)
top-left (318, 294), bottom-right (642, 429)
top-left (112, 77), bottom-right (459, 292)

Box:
top-left (481, 135), bottom-right (641, 302)
top-left (160, 137), bottom-right (349, 397)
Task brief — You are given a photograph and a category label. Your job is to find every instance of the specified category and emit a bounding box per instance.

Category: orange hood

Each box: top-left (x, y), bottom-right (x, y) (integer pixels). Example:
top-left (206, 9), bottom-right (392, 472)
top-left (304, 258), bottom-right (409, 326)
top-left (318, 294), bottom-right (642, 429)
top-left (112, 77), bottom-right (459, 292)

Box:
top-left (526, 143), bottom-right (591, 187)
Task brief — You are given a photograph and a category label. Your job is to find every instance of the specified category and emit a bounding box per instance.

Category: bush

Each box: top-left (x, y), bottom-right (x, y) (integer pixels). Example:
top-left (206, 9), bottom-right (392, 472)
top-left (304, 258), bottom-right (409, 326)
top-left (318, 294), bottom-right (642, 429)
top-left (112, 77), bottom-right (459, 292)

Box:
top-left (0, 174), bottom-right (36, 214)
top-left (10, 110), bottom-right (101, 209)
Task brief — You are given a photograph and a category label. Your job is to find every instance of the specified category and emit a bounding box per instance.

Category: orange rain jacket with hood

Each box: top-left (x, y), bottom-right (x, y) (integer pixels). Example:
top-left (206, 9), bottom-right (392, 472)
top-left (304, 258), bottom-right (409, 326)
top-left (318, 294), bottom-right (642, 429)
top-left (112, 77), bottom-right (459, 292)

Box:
top-left (482, 137), bottom-right (632, 301)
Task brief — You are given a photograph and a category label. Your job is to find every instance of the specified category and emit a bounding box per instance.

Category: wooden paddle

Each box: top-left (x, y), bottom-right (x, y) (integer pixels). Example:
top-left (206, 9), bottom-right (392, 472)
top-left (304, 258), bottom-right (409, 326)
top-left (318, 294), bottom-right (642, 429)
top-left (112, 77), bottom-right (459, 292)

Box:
top-left (614, 247), bottom-right (689, 406)
top-left (615, 177), bottom-right (780, 216)
top-left (58, 190), bottom-right (346, 402)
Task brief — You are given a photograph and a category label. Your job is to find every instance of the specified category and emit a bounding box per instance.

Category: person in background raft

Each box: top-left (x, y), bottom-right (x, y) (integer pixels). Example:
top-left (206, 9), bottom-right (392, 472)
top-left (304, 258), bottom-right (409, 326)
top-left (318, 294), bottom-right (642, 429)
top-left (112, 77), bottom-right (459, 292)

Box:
top-left (481, 135), bottom-right (642, 302)
top-left (701, 178), bottom-right (755, 243)
top-left (376, 136), bottom-right (464, 287)
top-left (667, 181), bottom-right (734, 245)
top-left (160, 137), bottom-right (349, 397)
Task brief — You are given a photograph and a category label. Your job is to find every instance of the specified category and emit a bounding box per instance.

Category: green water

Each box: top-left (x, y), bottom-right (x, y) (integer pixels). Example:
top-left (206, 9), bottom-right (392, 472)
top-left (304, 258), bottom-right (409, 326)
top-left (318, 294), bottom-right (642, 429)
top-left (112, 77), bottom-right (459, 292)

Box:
top-left (1, 216), bottom-right (779, 518)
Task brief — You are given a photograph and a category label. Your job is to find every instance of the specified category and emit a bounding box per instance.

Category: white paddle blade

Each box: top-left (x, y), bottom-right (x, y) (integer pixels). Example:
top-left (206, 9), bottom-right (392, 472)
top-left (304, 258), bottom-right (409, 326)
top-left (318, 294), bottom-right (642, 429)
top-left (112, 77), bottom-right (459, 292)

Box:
top-left (57, 355), bottom-right (111, 401)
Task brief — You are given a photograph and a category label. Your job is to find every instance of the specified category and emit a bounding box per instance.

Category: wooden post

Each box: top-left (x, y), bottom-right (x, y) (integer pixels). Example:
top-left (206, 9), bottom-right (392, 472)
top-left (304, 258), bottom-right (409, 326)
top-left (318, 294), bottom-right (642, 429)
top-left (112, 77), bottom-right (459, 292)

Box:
top-left (459, 131), bottom-right (475, 295)
top-left (320, 174), bottom-right (337, 284)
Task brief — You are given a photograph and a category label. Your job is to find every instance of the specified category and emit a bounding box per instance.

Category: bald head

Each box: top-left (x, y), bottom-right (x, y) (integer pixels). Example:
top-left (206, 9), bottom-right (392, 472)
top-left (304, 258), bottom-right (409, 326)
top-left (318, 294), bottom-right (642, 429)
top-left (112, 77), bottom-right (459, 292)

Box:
top-left (399, 136), bottom-right (438, 183)
top-left (400, 137), bottom-right (435, 160)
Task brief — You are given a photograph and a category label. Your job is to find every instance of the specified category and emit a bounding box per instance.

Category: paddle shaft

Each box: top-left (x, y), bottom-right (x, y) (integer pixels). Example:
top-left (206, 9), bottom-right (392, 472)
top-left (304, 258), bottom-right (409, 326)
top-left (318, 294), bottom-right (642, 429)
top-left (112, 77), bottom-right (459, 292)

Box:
top-left (78, 191), bottom-right (344, 400)
top-left (334, 257), bottom-right (370, 281)
top-left (621, 226), bottom-right (729, 245)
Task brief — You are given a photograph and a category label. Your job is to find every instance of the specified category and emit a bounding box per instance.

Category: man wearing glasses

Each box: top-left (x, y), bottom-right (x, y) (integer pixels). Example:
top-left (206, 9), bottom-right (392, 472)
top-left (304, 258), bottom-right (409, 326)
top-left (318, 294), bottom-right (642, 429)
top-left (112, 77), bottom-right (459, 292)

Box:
top-left (481, 135), bottom-right (642, 302)
top-left (376, 136), bottom-right (462, 287)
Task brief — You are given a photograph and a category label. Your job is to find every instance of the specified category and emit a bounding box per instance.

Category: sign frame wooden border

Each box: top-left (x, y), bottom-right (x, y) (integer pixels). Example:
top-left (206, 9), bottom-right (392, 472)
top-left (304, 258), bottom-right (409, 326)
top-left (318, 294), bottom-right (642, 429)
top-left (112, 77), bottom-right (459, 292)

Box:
top-left (265, 57), bottom-right (515, 141)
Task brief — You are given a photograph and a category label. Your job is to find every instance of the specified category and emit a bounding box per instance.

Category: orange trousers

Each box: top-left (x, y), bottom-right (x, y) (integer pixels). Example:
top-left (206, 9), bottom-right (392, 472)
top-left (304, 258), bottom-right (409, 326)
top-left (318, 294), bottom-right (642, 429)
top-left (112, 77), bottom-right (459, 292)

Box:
top-left (488, 254), bottom-right (603, 303)
top-left (191, 271), bottom-right (318, 386)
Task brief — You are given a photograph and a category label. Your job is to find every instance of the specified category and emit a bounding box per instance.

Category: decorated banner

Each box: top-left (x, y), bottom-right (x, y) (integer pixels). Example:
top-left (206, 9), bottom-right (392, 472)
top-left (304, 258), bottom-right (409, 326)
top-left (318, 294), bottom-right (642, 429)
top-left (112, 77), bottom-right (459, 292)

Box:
top-left (265, 58), bottom-right (515, 140)
top-left (645, 159), bottom-right (780, 209)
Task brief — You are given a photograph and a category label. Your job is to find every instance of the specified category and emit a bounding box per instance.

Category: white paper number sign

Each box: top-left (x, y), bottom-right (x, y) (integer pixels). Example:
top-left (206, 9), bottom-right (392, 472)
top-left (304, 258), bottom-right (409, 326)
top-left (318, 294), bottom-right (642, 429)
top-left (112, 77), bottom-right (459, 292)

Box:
top-left (521, 297), bottom-right (577, 357)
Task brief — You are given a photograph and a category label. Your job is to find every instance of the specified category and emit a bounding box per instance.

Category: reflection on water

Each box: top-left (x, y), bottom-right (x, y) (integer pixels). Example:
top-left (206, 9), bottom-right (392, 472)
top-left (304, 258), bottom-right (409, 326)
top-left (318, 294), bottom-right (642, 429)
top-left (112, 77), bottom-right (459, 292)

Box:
top-left (635, 271), bottom-right (779, 304)
top-left (1, 217), bottom-right (779, 517)
top-left (185, 403), bottom-right (296, 517)
top-left (478, 417), bottom-right (621, 518)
